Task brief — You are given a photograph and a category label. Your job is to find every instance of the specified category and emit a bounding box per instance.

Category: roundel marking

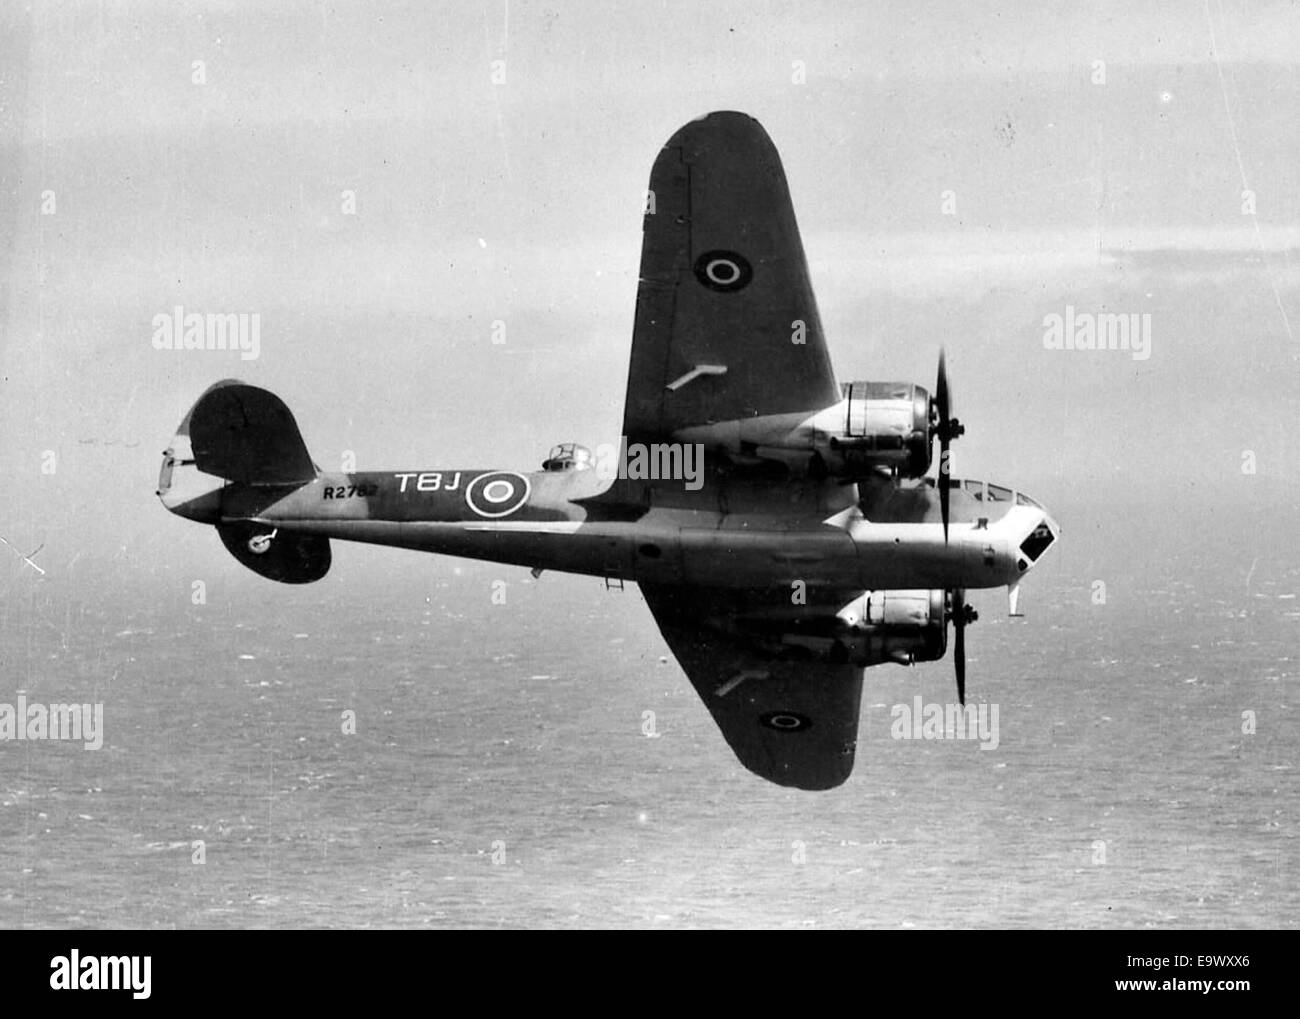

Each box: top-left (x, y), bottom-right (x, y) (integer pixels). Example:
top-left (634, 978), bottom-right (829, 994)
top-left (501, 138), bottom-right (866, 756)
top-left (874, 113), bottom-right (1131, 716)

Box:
top-left (760, 712), bottom-right (813, 733)
top-left (465, 471), bottom-right (531, 519)
top-left (693, 249), bottom-right (753, 293)
top-left (483, 480), bottom-right (515, 503)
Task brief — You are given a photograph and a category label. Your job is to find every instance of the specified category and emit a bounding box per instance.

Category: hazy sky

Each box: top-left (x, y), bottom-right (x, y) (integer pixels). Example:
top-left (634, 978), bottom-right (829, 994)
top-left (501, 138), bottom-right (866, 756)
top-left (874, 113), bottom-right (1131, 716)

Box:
top-left (2, 0), bottom-right (1297, 594)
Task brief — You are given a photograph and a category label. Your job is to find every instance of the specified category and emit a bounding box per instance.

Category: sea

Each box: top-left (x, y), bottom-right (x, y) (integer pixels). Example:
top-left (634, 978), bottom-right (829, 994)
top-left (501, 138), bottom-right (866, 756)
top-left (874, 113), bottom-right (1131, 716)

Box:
top-left (0, 496), bottom-right (1295, 929)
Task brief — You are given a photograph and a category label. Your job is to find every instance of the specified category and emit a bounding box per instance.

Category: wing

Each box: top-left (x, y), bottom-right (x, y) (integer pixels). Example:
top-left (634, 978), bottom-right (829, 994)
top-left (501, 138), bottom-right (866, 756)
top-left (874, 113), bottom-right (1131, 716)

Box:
top-left (620, 111), bottom-right (840, 445)
top-left (642, 584), bottom-right (864, 790)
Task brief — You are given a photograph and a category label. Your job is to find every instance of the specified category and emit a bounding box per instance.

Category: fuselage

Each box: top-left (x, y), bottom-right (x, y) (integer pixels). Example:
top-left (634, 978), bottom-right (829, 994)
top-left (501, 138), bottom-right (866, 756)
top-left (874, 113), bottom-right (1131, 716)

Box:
top-left (161, 456), bottom-right (1059, 592)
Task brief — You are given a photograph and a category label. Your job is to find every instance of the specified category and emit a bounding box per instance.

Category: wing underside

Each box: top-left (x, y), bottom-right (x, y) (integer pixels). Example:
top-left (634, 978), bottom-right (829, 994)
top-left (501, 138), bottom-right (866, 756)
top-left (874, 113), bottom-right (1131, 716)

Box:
top-left (641, 583), bottom-right (864, 790)
top-left (626, 115), bottom-right (864, 789)
top-left (620, 111), bottom-right (840, 445)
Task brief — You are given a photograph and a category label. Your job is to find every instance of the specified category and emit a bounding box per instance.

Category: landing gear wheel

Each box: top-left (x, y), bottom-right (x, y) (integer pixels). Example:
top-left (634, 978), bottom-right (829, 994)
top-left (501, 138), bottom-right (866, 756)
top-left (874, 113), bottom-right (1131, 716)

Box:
top-left (247, 530), bottom-right (277, 555)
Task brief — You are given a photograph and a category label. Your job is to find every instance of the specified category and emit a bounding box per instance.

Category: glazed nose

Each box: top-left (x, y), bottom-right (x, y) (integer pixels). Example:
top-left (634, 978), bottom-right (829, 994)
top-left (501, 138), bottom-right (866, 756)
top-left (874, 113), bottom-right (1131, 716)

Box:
top-left (1017, 513), bottom-right (1058, 571)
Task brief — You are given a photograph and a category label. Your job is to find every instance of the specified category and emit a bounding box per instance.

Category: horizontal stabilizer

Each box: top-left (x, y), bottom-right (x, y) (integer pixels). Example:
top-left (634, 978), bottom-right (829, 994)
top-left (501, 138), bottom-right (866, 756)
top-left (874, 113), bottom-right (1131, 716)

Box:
top-left (183, 380), bottom-right (317, 485)
top-left (217, 522), bottom-right (330, 584)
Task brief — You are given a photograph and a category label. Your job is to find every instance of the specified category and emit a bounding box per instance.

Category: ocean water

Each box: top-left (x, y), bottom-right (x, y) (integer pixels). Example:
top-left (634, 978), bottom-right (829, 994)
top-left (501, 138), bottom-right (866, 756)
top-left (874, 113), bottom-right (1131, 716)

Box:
top-left (0, 507), bottom-right (1295, 929)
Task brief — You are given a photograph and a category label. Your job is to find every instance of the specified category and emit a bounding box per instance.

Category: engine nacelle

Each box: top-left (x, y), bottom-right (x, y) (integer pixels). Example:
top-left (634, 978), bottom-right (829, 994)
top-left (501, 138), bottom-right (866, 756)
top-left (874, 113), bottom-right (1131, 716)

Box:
top-left (671, 379), bottom-right (936, 481)
top-left (704, 588), bottom-right (949, 668)
top-left (817, 381), bottom-right (933, 480)
top-left (834, 588), bottom-right (947, 666)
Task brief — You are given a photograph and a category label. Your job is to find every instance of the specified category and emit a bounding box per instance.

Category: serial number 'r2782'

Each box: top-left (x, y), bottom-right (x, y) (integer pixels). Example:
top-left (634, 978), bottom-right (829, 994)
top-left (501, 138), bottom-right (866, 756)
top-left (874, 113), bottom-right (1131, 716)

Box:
top-left (322, 484), bottom-right (379, 499)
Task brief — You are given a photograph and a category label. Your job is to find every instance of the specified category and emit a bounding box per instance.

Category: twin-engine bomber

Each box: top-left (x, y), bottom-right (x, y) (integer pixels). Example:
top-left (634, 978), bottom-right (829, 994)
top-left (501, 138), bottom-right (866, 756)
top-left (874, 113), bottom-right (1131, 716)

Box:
top-left (158, 111), bottom-right (1059, 789)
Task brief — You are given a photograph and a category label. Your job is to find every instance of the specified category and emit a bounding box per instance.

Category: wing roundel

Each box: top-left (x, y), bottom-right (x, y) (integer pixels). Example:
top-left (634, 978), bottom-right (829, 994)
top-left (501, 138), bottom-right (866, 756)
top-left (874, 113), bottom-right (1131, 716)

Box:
top-left (621, 111), bottom-right (840, 445)
top-left (642, 584), bottom-right (864, 791)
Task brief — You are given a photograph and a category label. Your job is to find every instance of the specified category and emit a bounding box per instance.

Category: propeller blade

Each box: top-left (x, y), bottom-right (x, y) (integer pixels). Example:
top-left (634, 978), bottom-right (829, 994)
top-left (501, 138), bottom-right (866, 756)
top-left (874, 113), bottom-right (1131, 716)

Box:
top-left (935, 348), bottom-right (950, 415)
top-left (948, 588), bottom-right (978, 705)
top-left (951, 588), bottom-right (966, 705)
top-left (939, 448), bottom-right (950, 543)
top-left (954, 611), bottom-right (966, 706)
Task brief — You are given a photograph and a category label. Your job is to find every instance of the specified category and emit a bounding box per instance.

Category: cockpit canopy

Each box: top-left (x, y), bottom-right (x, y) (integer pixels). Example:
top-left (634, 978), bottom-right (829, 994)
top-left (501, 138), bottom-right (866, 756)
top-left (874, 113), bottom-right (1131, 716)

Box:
top-left (944, 477), bottom-right (1043, 509)
top-left (542, 443), bottom-right (593, 472)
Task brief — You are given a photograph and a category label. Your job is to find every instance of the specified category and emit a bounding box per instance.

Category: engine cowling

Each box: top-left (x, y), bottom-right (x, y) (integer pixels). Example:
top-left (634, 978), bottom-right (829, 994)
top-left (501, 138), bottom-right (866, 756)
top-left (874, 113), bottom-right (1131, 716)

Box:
top-left (834, 588), bottom-right (947, 666)
top-left (818, 381), bottom-right (933, 480)
top-left (700, 587), bottom-right (949, 669)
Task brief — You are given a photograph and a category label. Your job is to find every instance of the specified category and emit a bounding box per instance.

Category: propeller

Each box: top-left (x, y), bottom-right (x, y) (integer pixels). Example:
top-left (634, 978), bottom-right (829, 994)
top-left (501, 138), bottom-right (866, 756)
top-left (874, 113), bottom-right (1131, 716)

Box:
top-left (933, 349), bottom-right (965, 542)
top-left (933, 350), bottom-right (974, 702)
top-left (948, 588), bottom-right (978, 705)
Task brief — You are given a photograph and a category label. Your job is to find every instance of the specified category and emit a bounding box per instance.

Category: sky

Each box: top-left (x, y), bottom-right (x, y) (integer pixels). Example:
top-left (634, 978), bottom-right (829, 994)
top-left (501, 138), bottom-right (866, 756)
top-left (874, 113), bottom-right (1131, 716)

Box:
top-left (1, 0), bottom-right (1298, 594)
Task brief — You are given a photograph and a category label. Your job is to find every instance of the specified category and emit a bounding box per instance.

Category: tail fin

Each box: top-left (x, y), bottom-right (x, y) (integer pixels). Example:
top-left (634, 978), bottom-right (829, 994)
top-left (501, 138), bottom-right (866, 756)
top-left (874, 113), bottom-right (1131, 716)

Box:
top-left (159, 380), bottom-right (330, 584)
top-left (183, 379), bottom-right (317, 485)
